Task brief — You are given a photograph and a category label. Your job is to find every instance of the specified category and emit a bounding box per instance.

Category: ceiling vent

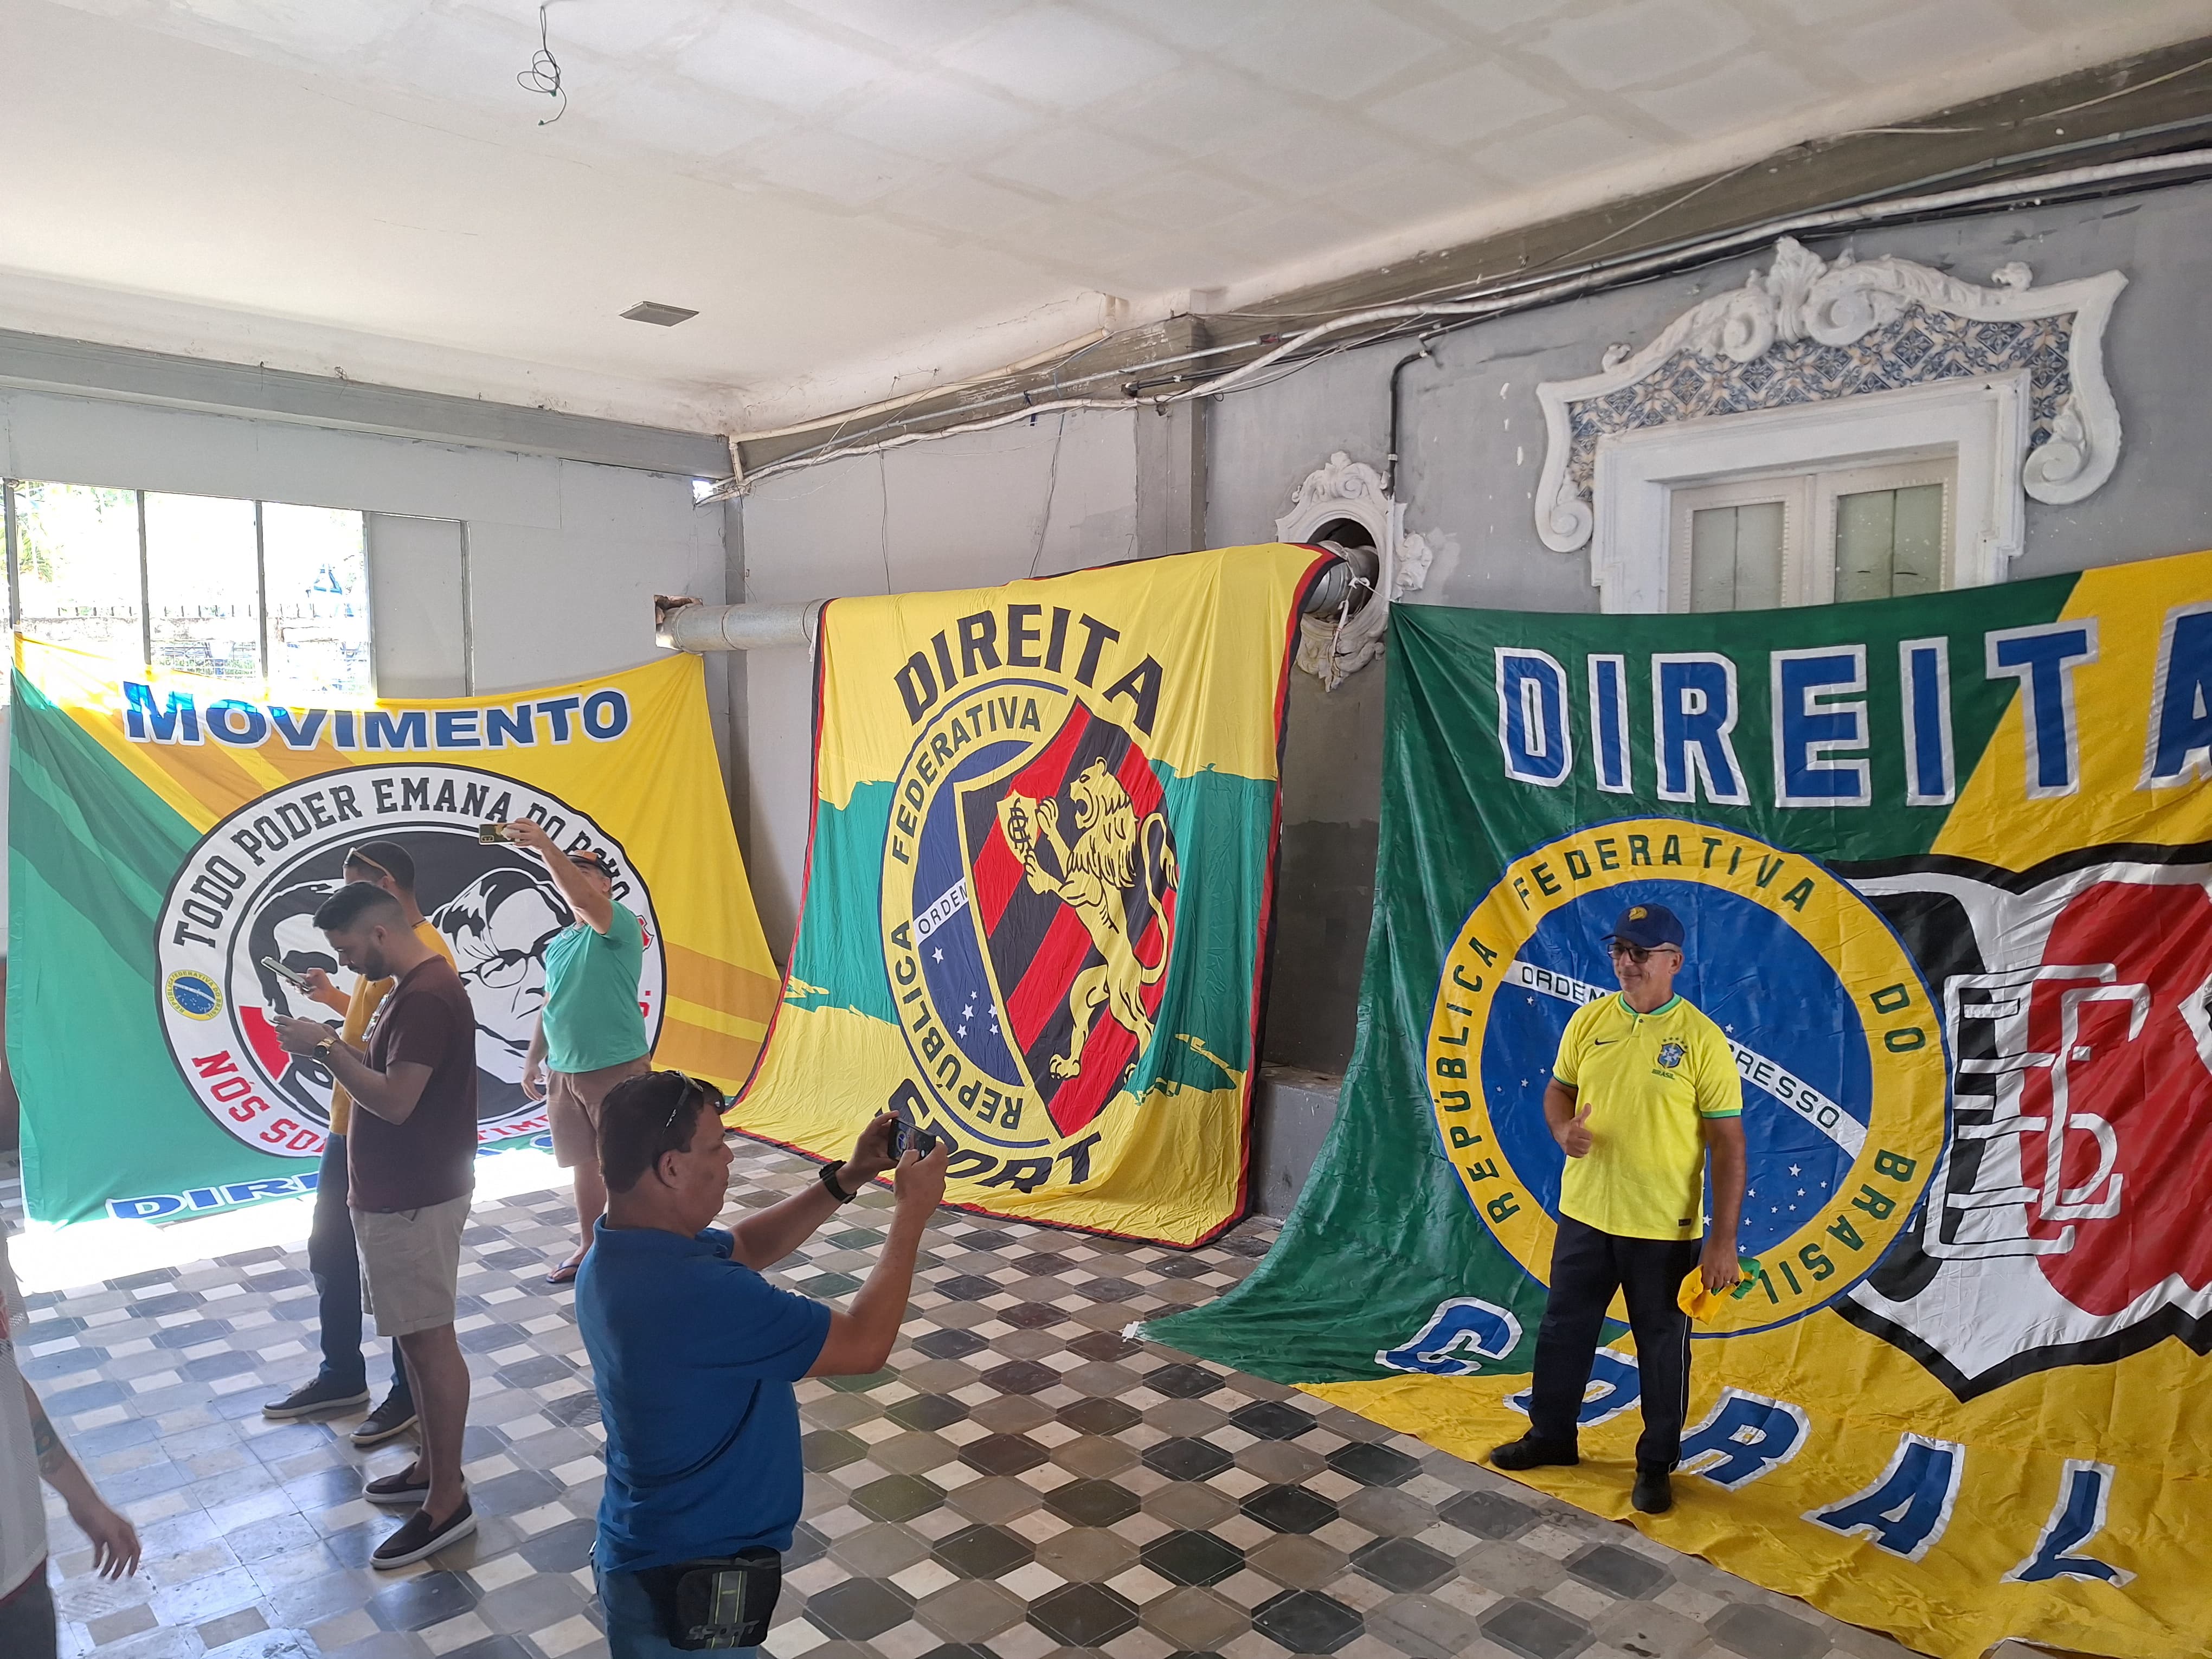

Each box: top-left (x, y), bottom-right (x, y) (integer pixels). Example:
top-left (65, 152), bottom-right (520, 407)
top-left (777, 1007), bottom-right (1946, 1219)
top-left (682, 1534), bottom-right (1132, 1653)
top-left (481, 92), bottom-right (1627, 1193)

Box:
top-left (621, 301), bottom-right (698, 326)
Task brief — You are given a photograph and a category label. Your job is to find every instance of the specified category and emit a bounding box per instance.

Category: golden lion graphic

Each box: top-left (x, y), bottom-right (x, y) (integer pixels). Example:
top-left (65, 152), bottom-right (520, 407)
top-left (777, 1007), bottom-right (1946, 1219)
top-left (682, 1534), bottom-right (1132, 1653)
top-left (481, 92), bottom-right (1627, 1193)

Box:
top-left (997, 758), bottom-right (1178, 1082)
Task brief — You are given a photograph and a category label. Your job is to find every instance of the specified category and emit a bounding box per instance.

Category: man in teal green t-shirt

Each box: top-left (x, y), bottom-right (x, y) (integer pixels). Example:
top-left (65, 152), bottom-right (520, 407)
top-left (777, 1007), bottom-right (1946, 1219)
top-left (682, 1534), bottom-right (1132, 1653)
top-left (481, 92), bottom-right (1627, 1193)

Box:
top-left (507, 819), bottom-right (651, 1283)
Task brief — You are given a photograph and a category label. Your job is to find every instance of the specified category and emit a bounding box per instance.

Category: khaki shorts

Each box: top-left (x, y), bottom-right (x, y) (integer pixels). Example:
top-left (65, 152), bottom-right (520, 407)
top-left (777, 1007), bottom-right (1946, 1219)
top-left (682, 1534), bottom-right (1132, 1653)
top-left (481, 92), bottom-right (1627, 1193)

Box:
top-left (354, 1192), bottom-right (471, 1337)
top-left (548, 1057), bottom-right (651, 1169)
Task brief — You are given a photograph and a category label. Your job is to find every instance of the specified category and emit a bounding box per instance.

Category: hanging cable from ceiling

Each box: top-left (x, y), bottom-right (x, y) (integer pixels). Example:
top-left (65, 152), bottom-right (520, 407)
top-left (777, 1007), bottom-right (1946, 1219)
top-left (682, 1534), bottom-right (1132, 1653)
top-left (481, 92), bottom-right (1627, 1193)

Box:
top-left (518, 3), bottom-right (567, 126)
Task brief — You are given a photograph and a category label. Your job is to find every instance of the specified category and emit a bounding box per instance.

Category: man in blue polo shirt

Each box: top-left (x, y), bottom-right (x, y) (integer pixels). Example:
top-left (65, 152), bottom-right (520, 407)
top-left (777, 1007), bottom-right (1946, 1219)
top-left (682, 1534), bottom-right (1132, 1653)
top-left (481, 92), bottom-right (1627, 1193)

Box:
top-left (577, 1072), bottom-right (947, 1657)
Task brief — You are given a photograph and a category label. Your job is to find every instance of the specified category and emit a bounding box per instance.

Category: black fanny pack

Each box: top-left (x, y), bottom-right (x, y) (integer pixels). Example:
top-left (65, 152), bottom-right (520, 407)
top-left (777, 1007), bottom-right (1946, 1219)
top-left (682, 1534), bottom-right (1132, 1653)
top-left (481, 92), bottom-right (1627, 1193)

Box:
top-left (631, 1549), bottom-right (782, 1650)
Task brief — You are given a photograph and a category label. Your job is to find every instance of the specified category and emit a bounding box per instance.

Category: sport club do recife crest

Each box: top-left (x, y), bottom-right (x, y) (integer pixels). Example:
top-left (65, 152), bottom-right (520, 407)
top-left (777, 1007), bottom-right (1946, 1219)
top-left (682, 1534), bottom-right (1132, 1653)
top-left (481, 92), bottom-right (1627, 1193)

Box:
top-left (878, 599), bottom-right (1178, 1194)
top-left (1426, 818), bottom-right (1950, 1337)
top-left (155, 764), bottom-right (666, 1160)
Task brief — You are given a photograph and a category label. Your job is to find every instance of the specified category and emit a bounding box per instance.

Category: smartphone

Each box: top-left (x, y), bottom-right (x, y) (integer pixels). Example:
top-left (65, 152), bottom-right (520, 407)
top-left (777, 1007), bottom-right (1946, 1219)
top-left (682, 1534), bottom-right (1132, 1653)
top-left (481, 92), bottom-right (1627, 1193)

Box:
top-left (478, 822), bottom-right (511, 844)
top-left (886, 1120), bottom-right (945, 1159)
top-left (260, 955), bottom-right (310, 992)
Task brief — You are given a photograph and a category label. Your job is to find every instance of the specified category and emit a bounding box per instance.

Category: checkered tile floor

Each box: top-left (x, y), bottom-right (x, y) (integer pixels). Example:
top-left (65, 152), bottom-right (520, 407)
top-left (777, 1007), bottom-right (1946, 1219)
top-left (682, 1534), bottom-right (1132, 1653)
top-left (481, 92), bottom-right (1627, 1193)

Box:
top-left (1, 1140), bottom-right (1917, 1659)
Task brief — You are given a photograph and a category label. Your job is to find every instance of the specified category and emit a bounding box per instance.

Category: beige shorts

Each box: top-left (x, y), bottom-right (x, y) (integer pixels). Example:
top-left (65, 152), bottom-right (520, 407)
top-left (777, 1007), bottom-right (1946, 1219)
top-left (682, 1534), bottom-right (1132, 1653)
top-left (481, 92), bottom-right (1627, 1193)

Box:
top-left (354, 1192), bottom-right (471, 1337)
top-left (548, 1057), bottom-right (652, 1169)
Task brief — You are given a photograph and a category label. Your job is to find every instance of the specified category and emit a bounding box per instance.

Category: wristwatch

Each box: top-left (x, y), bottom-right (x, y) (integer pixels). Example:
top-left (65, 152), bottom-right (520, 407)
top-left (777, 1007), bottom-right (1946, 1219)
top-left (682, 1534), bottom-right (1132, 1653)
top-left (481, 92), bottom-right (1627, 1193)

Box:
top-left (819, 1161), bottom-right (858, 1204)
top-left (314, 1037), bottom-right (337, 1060)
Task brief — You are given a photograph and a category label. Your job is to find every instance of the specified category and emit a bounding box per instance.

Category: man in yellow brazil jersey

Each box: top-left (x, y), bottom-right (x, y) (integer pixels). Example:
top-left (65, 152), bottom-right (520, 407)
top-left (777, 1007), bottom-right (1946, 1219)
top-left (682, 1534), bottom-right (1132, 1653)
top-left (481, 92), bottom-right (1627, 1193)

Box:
top-left (1489, 902), bottom-right (1747, 1515)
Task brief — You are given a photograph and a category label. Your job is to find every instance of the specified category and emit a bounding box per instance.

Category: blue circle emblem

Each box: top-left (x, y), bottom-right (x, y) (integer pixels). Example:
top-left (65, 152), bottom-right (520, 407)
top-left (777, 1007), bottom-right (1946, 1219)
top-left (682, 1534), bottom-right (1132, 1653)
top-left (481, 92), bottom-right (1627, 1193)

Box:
top-left (165, 969), bottom-right (222, 1021)
top-left (1427, 819), bottom-right (1949, 1336)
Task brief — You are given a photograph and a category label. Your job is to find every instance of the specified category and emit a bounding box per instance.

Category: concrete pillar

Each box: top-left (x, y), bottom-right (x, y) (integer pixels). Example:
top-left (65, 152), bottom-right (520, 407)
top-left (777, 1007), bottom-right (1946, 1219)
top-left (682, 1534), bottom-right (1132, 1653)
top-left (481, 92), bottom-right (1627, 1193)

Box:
top-left (1133, 316), bottom-right (1208, 561)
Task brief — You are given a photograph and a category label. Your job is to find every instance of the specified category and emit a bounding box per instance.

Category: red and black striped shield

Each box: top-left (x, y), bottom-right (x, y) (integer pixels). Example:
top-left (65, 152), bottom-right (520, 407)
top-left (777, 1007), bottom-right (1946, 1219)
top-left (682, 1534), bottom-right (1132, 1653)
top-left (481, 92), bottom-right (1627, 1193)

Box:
top-left (957, 702), bottom-right (1178, 1137)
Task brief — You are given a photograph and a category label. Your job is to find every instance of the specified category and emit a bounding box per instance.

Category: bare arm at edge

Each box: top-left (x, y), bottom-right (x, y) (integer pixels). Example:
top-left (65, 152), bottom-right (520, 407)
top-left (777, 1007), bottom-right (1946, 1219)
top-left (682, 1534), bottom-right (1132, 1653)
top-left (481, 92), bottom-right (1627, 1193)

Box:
top-left (22, 1379), bottom-right (141, 1579)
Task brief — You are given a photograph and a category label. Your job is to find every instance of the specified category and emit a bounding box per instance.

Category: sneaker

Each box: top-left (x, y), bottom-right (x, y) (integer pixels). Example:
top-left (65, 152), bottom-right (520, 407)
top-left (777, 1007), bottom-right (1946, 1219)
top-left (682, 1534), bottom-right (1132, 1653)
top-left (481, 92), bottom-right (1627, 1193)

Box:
top-left (364, 1466), bottom-right (432, 1507)
top-left (351, 1393), bottom-right (419, 1448)
top-left (1632, 1468), bottom-right (1674, 1514)
top-left (1489, 1435), bottom-right (1580, 1471)
top-left (371, 1499), bottom-right (477, 1569)
top-left (262, 1377), bottom-right (370, 1420)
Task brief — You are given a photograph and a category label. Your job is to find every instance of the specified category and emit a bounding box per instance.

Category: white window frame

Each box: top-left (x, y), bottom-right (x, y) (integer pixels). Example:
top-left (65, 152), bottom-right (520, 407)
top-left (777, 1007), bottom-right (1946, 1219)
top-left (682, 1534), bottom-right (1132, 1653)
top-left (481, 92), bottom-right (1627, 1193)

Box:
top-left (1669, 474), bottom-right (1810, 614)
top-left (1589, 374), bottom-right (2029, 614)
top-left (1668, 455), bottom-right (1960, 612)
top-left (3, 479), bottom-right (379, 698)
top-left (1812, 456), bottom-right (1956, 607)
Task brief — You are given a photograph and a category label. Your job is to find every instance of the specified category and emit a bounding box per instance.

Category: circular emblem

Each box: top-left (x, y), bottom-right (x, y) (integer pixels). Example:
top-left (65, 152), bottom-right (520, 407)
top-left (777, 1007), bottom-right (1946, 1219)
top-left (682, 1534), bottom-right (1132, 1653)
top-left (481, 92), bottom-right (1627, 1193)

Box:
top-left (881, 677), bottom-right (1180, 1159)
top-left (165, 969), bottom-right (222, 1021)
top-left (155, 764), bottom-right (663, 1158)
top-left (1426, 818), bottom-right (1946, 1336)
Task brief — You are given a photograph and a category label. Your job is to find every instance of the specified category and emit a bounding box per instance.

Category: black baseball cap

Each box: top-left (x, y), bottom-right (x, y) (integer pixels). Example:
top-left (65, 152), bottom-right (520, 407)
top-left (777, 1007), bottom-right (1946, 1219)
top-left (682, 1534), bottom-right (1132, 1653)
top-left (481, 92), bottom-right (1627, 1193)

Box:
top-left (1607, 902), bottom-right (1683, 950)
top-left (568, 847), bottom-right (617, 878)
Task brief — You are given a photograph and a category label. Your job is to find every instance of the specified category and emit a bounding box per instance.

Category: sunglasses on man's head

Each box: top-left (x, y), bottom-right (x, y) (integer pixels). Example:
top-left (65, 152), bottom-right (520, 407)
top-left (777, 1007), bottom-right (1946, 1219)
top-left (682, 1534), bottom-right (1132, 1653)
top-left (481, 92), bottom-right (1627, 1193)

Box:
top-left (344, 847), bottom-right (391, 883)
top-left (661, 1073), bottom-right (727, 1137)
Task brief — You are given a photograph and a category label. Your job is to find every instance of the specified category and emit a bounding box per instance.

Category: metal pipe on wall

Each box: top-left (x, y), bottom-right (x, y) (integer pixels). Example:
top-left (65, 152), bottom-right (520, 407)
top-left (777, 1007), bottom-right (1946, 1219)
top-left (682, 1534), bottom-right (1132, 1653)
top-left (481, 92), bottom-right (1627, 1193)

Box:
top-left (658, 551), bottom-right (1359, 653)
top-left (658, 597), bottom-right (826, 652)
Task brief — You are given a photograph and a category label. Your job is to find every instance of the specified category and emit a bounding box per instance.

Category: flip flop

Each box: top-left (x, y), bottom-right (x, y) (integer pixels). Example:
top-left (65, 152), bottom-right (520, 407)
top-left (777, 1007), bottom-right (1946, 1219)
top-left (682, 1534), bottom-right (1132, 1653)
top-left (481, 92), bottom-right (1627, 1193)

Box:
top-left (545, 1261), bottom-right (581, 1285)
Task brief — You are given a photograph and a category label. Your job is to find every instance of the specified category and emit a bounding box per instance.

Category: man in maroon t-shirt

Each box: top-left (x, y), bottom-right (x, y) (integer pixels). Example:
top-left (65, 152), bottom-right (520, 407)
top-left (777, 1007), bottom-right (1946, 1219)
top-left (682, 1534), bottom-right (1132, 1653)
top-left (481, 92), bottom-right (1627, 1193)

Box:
top-left (274, 882), bottom-right (480, 1570)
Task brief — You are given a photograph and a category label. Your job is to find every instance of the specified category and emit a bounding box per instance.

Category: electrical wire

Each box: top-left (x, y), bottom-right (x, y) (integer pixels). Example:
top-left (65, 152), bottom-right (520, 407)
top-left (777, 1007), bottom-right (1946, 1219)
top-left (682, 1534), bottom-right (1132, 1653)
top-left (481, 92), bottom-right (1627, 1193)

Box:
top-left (1198, 59), bottom-right (2212, 326)
top-left (1841, 53), bottom-right (2212, 138)
top-left (876, 454), bottom-right (892, 594)
top-left (1365, 105), bottom-right (2212, 318)
top-left (755, 337), bottom-right (1266, 469)
top-left (769, 69), bottom-right (2212, 428)
top-left (2042, 53), bottom-right (2212, 121)
top-left (706, 144), bottom-right (2212, 499)
top-left (519, 4), bottom-right (566, 126)
top-left (1533, 158), bottom-right (1769, 272)
top-left (742, 115), bottom-right (2196, 477)
top-left (1027, 412), bottom-right (1068, 578)
top-left (729, 328), bottom-right (1113, 447)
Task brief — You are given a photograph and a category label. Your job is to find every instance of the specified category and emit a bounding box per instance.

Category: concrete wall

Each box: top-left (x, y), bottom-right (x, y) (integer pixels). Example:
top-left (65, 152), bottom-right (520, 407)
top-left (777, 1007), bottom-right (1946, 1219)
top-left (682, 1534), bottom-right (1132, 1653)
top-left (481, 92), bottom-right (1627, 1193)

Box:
top-left (735, 181), bottom-right (2212, 1205)
top-left (1, 385), bottom-right (734, 925)
top-left (1201, 182), bottom-right (2212, 1083)
top-left (1196, 185), bottom-right (2212, 1088)
top-left (1, 386), bottom-right (731, 693)
top-left (740, 409), bottom-right (1147, 956)
top-left (1207, 181), bottom-right (2212, 601)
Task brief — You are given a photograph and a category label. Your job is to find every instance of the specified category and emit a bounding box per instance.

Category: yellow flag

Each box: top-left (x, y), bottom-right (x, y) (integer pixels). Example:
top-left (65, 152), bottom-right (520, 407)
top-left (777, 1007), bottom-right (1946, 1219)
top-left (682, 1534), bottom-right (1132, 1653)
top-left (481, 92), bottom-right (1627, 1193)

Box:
top-left (730, 545), bottom-right (1327, 1245)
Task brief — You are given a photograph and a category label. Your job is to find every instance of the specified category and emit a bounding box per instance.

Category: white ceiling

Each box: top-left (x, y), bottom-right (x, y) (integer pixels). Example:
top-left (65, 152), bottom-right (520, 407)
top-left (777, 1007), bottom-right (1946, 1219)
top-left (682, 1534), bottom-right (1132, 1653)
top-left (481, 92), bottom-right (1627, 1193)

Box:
top-left (2, 0), bottom-right (2203, 436)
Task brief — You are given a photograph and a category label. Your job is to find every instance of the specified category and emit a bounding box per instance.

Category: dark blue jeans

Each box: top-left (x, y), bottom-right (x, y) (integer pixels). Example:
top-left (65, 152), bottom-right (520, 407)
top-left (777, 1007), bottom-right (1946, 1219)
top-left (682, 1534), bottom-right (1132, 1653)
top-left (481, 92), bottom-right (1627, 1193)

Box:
top-left (308, 1134), bottom-right (411, 1401)
top-left (0, 1562), bottom-right (55, 1659)
top-left (1528, 1215), bottom-right (1702, 1471)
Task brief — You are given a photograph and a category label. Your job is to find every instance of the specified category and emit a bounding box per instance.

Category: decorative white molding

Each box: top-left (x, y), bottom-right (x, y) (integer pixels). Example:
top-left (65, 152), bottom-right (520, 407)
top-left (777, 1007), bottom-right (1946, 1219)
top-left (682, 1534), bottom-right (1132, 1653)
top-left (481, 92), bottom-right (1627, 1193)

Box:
top-left (1275, 452), bottom-right (1436, 687)
top-left (1534, 237), bottom-right (2126, 558)
top-left (1590, 376), bottom-right (2029, 613)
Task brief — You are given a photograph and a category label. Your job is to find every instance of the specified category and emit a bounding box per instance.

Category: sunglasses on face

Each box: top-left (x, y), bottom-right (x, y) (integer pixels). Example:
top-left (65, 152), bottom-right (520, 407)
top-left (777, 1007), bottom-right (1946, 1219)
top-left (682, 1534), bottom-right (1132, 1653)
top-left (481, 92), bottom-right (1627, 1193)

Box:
top-left (1609, 942), bottom-right (1674, 963)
